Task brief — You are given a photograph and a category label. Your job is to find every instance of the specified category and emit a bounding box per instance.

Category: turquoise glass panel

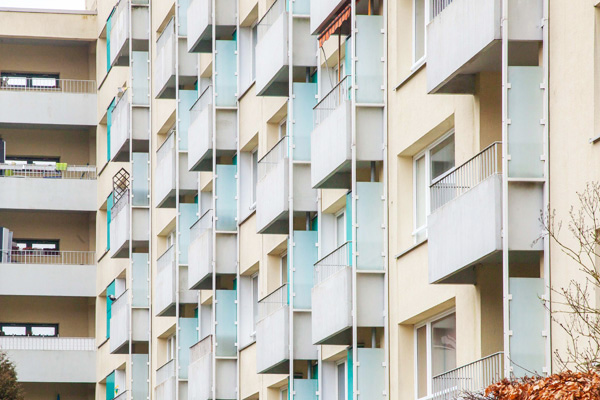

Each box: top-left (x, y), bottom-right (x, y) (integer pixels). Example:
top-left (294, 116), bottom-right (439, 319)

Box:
top-left (356, 182), bottom-right (383, 271)
top-left (178, 317), bottom-right (198, 379)
top-left (215, 290), bottom-right (237, 357)
top-left (293, 0), bottom-right (310, 15)
top-left (179, 203), bottom-right (198, 265)
top-left (132, 354), bottom-right (149, 400)
top-left (178, 0), bottom-right (190, 36)
top-left (292, 82), bottom-right (317, 161)
top-left (347, 349), bottom-right (353, 400)
top-left (311, 216), bottom-right (318, 231)
top-left (132, 253), bottom-right (149, 307)
top-left (357, 348), bottom-right (385, 400)
top-left (106, 371), bottom-right (115, 400)
top-left (507, 67), bottom-right (544, 178)
top-left (132, 152), bottom-right (149, 206)
top-left (293, 379), bottom-right (318, 399)
top-left (178, 89), bottom-right (197, 151)
top-left (106, 11), bottom-right (113, 72)
top-left (215, 165), bottom-right (237, 231)
top-left (292, 230), bottom-right (318, 309)
top-left (106, 280), bottom-right (116, 339)
top-left (509, 277), bottom-right (545, 378)
top-left (215, 40), bottom-right (237, 107)
top-left (132, 51), bottom-right (149, 105)
top-left (355, 16), bottom-right (383, 104)
top-left (107, 193), bottom-right (113, 251)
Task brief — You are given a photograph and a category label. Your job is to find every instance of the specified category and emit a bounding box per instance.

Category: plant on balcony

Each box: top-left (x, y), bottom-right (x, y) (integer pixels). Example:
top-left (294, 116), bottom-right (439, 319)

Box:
top-left (0, 350), bottom-right (24, 400)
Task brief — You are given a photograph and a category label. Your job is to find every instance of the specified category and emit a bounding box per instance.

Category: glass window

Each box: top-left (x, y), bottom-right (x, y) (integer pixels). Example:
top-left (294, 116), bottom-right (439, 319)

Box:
top-left (416, 325), bottom-right (428, 398)
top-left (280, 253), bottom-right (288, 286)
top-left (430, 135), bottom-right (455, 182)
top-left (31, 326), bottom-right (57, 336)
top-left (251, 24), bottom-right (258, 81)
top-left (414, 0), bottom-right (426, 63)
top-left (414, 156), bottom-right (427, 241)
top-left (252, 274), bottom-right (259, 328)
top-left (337, 362), bottom-right (346, 400)
top-left (252, 150), bottom-right (258, 204)
top-left (280, 387), bottom-right (288, 400)
top-left (336, 211), bottom-right (346, 248)
top-left (0, 323), bottom-right (59, 337)
top-left (1, 326), bottom-right (26, 336)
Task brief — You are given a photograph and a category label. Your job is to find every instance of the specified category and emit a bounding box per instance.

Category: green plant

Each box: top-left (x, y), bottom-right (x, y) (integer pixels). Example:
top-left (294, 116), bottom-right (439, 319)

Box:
top-left (0, 350), bottom-right (24, 400)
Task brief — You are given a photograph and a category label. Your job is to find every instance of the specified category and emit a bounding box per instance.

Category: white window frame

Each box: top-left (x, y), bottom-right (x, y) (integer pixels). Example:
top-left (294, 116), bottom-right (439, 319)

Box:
top-left (280, 251), bottom-right (288, 286)
top-left (413, 309), bottom-right (456, 400)
top-left (250, 147), bottom-right (258, 210)
top-left (335, 359), bottom-right (348, 400)
top-left (412, 129), bottom-right (455, 242)
top-left (251, 272), bottom-right (259, 337)
top-left (279, 117), bottom-right (288, 140)
top-left (166, 335), bottom-right (176, 362)
top-left (334, 209), bottom-right (346, 248)
top-left (280, 385), bottom-right (289, 400)
top-left (412, 0), bottom-right (430, 68)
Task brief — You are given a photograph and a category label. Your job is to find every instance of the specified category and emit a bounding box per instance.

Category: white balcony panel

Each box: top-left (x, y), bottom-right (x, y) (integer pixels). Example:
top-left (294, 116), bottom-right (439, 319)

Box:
top-left (155, 360), bottom-right (176, 400)
top-left (110, 196), bottom-right (149, 258)
top-left (311, 266), bottom-right (352, 345)
top-left (188, 336), bottom-right (212, 400)
top-left (309, 0), bottom-right (344, 34)
top-left (110, 93), bottom-right (150, 162)
top-left (156, 246), bottom-right (197, 316)
top-left (187, 0), bottom-right (237, 52)
top-left (426, 0), bottom-right (542, 93)
top-left (256, 304), bottom-right (289, 374)
top-left (0, 175), bottom-right (96, 211)
top-left (311, 100), bottom-right (351, 188)
top-left (0, 261), bottom-right (95, 297)
top-left (0, 89), bottom-right (96, 127)
top-left (110, 0), bottom-right (150, 67)
top-left (110, 290), bottom-right (150, 354)
top-left (0, 337), bottom-right (95, 383)
top-left (156, 133), bottom-right (198, 207)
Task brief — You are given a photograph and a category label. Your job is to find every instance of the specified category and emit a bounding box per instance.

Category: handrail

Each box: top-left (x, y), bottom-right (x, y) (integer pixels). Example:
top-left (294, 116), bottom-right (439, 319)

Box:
top-left (0, 336), bottom-right (95, 351)
top-left (157, 245), bottom-right (175, 273)
top-left (313, 75), bottom-right (350, 127)
top-left (430, 141), bottom-right (502, 211)
top-left (190, 85), bottom-right (213, 114)
top-left (257, 283), bottom-right (288, 322)
top-left (157, 131), bottom-right (176, 161)
top-left (314, 242), bottom-right (351, 285)
top-left (431, 352), bottom-right (504, 400)
top-left (0, 164), bottom-right (97, 179)
top-left (0, 78), bottom-right (96, 94)
top-left (0, 249), bottom-right (95, 265)
top-left (257, 0), bottom-right (285, 41)
top-left (257, 136), bottom-right (288, 181)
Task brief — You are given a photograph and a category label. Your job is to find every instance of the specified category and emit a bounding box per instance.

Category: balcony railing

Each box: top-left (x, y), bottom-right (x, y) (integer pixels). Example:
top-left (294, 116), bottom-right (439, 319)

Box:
top-left (257, 283), bottom-right (288, 322)
top-left (430, 141), bottom-right (502, 212)
top-left (190, 209), bottom-right (213, 242)
top-left (314, 242), bottom-right (351, 285)
top-left (158, 245), bottom-right (175, 272)
top-left (314, 75), bottom-right (350, 127)
top-left (0, 164), bottom-right (97, 179)
top-left (257, 0), bottom-right (285, 41)
top-left (156, 359), bottom-right (176, 384)
top-left (258, 136), bottom-right (288, 182)
top-left (0, 78), bottom-right (96, 94)
top-left (432, 352), bottom-right (504, 400)
top-left (431, 0), bottom-right (454, 19)
top-left (113, 390), bottom-right (129, 400)
top-left (0, 336), bottom-right (95, 351)
top-left (0, 250), bottom-right (95, 265)
top-left (191, 85), bottom-right (212, 115)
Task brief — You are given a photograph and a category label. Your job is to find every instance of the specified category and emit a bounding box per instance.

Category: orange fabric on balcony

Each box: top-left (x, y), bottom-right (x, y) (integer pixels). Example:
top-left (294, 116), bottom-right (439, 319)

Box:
top-left (318, 4), bottom-right (351, 47)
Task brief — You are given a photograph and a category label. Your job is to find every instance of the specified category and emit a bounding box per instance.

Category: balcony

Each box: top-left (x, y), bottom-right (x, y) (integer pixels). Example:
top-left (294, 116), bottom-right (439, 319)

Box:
top-left (155, 132), bottom-right (198, 208)
top-left (256, 137), bottom-right (317, 234)
top-left (187, 0), bottom-right (236, 52)
top-left (0, 336), bottom-right (95, 383)
top-left (309, 0), bottom-right (344, 34)
top-left (155, 360), bottom-right (176, 400)
top-left (255, 0), bottom-right (316, 96)
top-left (427, 142), bottom-right (543, 284)
top-left (426, 0), bottom-right (542, 93)
top-left (188, 335), bottom-right (237, 400)
top-left (154, 17), bottom-right (198, 99)
top-left (155, 245), bottom-right (197, 317)
top-left (215, 164), bottom-right (237, 231)
top-left (0, 164), bottom-right (96, 211)
top-left (110, 90), bottom-right (150, 162)
top-left (0, 250), bottom-right (95, 297)
top-left (109, 289), bottom-right (150, 354)
top-left (109, 0), bottom-right (149, 67)
top-left (110, 191), bottom-right (150, 258)
top-left (187, 210), bottom-right (237, 290)
top-left (432, 352), bottom-right (503, 400)
top-left (256, 284), bottom-right (289, 374)
top-left (188, 86), bottom-right (237, 172)
top-left (355, 348), bottom-right (386, 399)
top-left (0, 78), bottom-right (96, 127)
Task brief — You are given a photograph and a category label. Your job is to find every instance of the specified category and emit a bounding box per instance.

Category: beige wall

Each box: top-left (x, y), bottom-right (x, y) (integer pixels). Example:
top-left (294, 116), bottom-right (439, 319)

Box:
top-left (21, 382), bottom-right (94, 400)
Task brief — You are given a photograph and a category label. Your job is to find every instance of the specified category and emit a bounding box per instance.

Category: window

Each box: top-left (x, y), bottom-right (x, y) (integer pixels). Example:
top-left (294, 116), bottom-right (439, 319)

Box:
top-left (413, 0), bottom-right (427, 65)
top-left (280, 252), bottom-right (288, 286)
top-left (280, 386), bottom-right (288, 400)
top-left (279, 118), bottom-right (287, 139)
top-left (251, 149), bottom-right (258, 206)
top-left (336, 361), bottom-right (347, 400)
top-left (5, 156), bottom-right (60, 166)
top-left (166, 230), bottom-right (176, 249)
top-left (0, 73), bottom-right (59, 89)
top-left (251, 24), bottom-right (258, 81)
top-left (335, 210), bottom-right (346, 248)
top-left (413, 130), bottom-right (455, 242)
top-left (415, 311), bottom-right (457, 399)
top-left (13, 239), bottom-right (59, 251)
top-left (0, 323), bottom-right (58, 337)
top-left (166, 335), bottom-right (176, 361)
top-left (252, 273), bottom-right (259, 329)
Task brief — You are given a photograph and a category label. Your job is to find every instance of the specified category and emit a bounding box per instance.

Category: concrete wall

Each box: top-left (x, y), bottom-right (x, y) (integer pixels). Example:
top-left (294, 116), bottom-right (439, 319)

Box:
top-left (6, 347), bottom-right (95, 383)
top-left (0, 263), bottom-right (95, 297)
top-left (0, 178), bottom-right (97, 212)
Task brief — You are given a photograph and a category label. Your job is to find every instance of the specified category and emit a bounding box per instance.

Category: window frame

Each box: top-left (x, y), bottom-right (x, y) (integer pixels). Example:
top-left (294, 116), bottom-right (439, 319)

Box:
top-left (412, 129), bottom-right (455, 242)
top-left (335, 359), bottom-right (348, 400)
top-left (412, 0), bottom-right (429, 68)
top-left (250, 147), bottom-right (258, 209)
top-left (334, 209), bottom-right (346, 248)
top-left (0, 322), bottom-right (59, 337)
top-left (413, 309), bottom-right (457, 400)
top-left (251, 272), bottom-right (259, 336)
top-left (280, 251), bottom-right (288, 286)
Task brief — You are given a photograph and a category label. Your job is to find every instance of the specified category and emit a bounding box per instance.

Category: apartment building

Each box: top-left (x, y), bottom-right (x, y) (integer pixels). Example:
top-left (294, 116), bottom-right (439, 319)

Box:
top-left (1, 0), bottom-right (597, 400)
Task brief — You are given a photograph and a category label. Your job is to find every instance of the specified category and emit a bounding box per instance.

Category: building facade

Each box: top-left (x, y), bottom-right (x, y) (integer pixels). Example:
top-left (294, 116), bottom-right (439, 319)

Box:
top-left (0, 0), bottom-right (596, 400)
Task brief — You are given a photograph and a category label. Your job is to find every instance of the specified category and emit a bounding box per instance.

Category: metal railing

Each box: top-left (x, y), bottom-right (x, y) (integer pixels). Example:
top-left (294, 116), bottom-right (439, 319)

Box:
top-left (257, 0), bottom-right (285, 41)
top-left (258, 136), bottom-right (288, 181)
top-left (0, 78), bottom-right (96, 94)
top-left (0, 164), bottom-right (97, 179)
top-left (314, 242), bottom-right (351, 285)
top-left (430, 141), bottom-right (502, 212)
top-left (0, 250), bottom-right (95, 265)
top-left (432, 352), bottom-right (504, 400)
top-left (190, 209), bottom-right (213, 242)
top-left (314, 75), bottom-right (350, 127)
top-left (431, 0), bottom-right (454, 19)
top-left (0, 336), bottom-right (95, 351)
top-left (156, 359), bottom-right (176, 385)
top-left (257, 283), bottom-right (288, 322)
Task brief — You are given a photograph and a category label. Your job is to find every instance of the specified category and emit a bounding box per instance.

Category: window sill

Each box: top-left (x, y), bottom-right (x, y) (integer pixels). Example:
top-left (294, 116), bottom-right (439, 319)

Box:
top-left (394, 60), bottom-right (427, 91)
